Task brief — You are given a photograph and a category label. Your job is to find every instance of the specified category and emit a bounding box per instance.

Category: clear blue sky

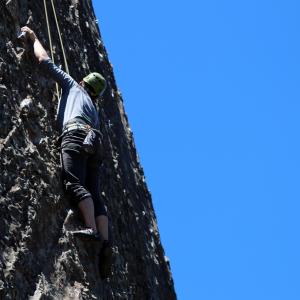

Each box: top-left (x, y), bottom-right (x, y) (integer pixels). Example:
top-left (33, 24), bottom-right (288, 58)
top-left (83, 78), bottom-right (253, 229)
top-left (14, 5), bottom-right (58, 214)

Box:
top-left (93, 1), bottom-right (300, 299)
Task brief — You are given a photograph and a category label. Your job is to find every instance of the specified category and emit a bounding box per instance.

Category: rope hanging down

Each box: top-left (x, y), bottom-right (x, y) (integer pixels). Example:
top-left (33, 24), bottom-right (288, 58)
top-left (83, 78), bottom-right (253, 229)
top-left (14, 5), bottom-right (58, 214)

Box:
top-left (50, 0), bottom-right (69, 74)
top-left (43, 0), bottom-right (70, 98)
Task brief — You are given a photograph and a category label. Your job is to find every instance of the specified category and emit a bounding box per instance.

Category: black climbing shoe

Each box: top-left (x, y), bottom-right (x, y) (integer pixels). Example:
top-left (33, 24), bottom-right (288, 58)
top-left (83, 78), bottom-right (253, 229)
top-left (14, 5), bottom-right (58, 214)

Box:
top-left (71, 228), bottom-right (102, 242)
top-left (99, 240), bottom-right (113, 279)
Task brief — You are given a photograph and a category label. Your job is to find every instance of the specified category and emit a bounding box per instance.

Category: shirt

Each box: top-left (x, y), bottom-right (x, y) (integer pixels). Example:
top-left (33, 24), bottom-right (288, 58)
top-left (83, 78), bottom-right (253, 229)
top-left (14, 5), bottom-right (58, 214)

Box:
top-left (40, 59), bottom-right (100, 131)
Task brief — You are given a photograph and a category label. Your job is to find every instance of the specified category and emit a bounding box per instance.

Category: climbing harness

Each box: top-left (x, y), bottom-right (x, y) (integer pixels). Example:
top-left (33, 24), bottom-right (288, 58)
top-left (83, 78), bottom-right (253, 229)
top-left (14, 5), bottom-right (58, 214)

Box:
top-left (43, 0), bottom-right (70, 98)
top-left (61, 117), bottom-right (103, 155)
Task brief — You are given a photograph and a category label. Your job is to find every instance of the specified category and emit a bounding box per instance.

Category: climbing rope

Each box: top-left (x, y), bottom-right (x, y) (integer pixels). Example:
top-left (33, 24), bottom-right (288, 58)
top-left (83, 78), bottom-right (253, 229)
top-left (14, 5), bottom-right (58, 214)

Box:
top-left (43, 0), bottom-right (59, 98)
top-left (43, 0), bottom-right (70, 98)
top-left (50, 0), bottom-right (69, 75)
top-left (43, 0), bottom-right (54, 62)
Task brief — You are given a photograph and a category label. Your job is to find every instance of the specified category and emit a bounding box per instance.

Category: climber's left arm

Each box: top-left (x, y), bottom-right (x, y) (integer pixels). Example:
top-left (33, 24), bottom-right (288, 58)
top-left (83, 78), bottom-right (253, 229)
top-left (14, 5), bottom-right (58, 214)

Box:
top-left (21, 26), bottom-right (75, 90)
top-left (21, 26), bottom-right (49, 63)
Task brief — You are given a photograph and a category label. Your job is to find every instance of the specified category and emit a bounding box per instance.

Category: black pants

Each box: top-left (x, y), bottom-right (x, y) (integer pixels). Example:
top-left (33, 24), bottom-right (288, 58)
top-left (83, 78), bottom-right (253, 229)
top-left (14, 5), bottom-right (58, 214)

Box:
top-left (60, 129), bottom-right (107, 217)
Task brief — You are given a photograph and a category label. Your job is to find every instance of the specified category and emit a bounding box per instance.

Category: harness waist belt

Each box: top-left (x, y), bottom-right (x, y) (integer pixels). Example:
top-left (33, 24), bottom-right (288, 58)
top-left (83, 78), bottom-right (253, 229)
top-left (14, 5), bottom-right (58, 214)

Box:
top-left (63, 122), bottom-right (90, 133)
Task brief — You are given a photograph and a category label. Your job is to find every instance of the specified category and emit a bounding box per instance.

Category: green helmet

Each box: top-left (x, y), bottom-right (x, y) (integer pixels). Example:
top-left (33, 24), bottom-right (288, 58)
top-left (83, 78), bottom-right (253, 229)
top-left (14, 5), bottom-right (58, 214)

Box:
top-left (83, 72), bottom-right (106, 96)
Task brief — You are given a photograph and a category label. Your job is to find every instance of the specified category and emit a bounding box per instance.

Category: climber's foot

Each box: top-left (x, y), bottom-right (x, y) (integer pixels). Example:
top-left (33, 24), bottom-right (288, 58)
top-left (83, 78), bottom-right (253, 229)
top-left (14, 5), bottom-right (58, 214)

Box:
top-left (98, 240), bottom-right (113, 279)
top-left (71, 228), bottom-right (102, 242)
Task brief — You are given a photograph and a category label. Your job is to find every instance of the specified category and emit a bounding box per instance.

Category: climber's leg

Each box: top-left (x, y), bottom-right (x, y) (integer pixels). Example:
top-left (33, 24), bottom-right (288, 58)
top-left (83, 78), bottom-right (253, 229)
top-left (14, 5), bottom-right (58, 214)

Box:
top-left (61, 147), bottom-right (97, 232)
top-left (96, 215), bottom-right (108, 241)
top-left (78, 197), bottom-right (97, 231)
top-left (85, 165), bottom-right (107, 237)
top-left (86, 159), bottom-right (112, 278)
top-left (98, 238), bottom-right (113, 279)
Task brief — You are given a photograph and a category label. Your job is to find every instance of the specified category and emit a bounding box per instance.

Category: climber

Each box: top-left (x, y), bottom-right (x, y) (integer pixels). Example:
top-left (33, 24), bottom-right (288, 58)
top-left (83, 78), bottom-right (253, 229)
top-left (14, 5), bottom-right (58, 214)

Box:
top-left (20, 26), bottom-right (112, 279)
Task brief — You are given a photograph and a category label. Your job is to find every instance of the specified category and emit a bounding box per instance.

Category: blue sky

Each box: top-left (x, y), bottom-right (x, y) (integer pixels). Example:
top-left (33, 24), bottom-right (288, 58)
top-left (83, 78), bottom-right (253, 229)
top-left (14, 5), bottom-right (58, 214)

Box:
top-left (93, 1), bottom-right (300, 299)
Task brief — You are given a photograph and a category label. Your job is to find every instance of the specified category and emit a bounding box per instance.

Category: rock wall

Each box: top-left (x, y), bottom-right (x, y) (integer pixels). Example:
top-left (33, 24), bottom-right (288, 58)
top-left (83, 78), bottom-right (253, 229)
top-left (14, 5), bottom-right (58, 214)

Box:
top-left (0, 0), bottom-right (176, 299)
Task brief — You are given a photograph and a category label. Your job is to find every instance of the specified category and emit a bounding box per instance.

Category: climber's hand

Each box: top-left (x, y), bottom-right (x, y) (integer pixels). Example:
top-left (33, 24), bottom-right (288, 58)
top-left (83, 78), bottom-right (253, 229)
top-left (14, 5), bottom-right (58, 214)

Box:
top-left (21, 26), bottom-right (49, 62)
top-left (21, 26), bottom-right (37, 42)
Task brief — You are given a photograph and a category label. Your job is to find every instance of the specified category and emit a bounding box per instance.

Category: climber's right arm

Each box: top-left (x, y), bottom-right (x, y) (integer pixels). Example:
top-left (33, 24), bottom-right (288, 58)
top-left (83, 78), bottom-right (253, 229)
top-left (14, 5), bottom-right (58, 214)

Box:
top-left (21, 26), bottom-right (49, 62)
top-left (21, 26), bottom-right (75, 90)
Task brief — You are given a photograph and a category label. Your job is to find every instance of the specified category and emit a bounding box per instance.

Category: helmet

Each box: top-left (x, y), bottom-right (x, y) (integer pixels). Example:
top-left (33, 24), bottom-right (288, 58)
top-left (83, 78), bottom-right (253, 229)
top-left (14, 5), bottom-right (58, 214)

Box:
top-left (83, 72), bottom-right (107, 96)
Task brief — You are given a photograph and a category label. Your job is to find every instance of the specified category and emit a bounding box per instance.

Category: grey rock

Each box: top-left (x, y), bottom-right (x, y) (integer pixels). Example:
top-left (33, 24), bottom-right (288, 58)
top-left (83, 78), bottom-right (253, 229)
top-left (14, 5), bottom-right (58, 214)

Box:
top-left (0, 1), bottom-right (176, 299)
top-left (5, 0), bottom-right (20, 22)
top-left (20, 97), bottom-right (33, 115)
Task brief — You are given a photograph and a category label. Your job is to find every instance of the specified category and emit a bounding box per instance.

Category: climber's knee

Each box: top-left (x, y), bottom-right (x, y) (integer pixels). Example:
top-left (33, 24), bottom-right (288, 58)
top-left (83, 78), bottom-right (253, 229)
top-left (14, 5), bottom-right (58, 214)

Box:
top-left (64, 180), bottom-right (92, 207)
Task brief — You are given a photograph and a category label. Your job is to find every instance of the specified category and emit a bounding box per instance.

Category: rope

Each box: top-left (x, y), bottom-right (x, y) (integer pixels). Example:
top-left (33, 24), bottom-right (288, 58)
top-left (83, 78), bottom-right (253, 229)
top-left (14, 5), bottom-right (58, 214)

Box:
top-left (43, 0), bottom-right (70, 99)
top-left (43, 0), bottom-right (54, 62)
top-left (43, 0), bottom-right (60, 98)
top-left (50, 0), bottom-right (70, 75)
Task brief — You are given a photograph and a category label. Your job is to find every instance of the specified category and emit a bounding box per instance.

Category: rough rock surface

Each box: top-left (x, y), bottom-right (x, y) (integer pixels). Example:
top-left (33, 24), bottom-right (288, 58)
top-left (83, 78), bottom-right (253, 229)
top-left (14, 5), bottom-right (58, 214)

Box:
top-left (0, 0), bottom-right (176, 299)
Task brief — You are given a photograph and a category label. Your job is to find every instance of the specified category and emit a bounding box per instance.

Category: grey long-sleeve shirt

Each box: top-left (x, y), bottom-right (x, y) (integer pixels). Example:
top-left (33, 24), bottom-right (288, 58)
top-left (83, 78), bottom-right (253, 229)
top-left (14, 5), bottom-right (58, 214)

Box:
top-left (40, 59), bottom-right (100, 132)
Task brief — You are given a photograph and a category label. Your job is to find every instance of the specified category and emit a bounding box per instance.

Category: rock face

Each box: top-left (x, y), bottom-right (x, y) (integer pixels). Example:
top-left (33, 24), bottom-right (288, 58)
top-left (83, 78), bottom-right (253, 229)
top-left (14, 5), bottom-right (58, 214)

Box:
top-left (0, 0), bottom-right (176, 299)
